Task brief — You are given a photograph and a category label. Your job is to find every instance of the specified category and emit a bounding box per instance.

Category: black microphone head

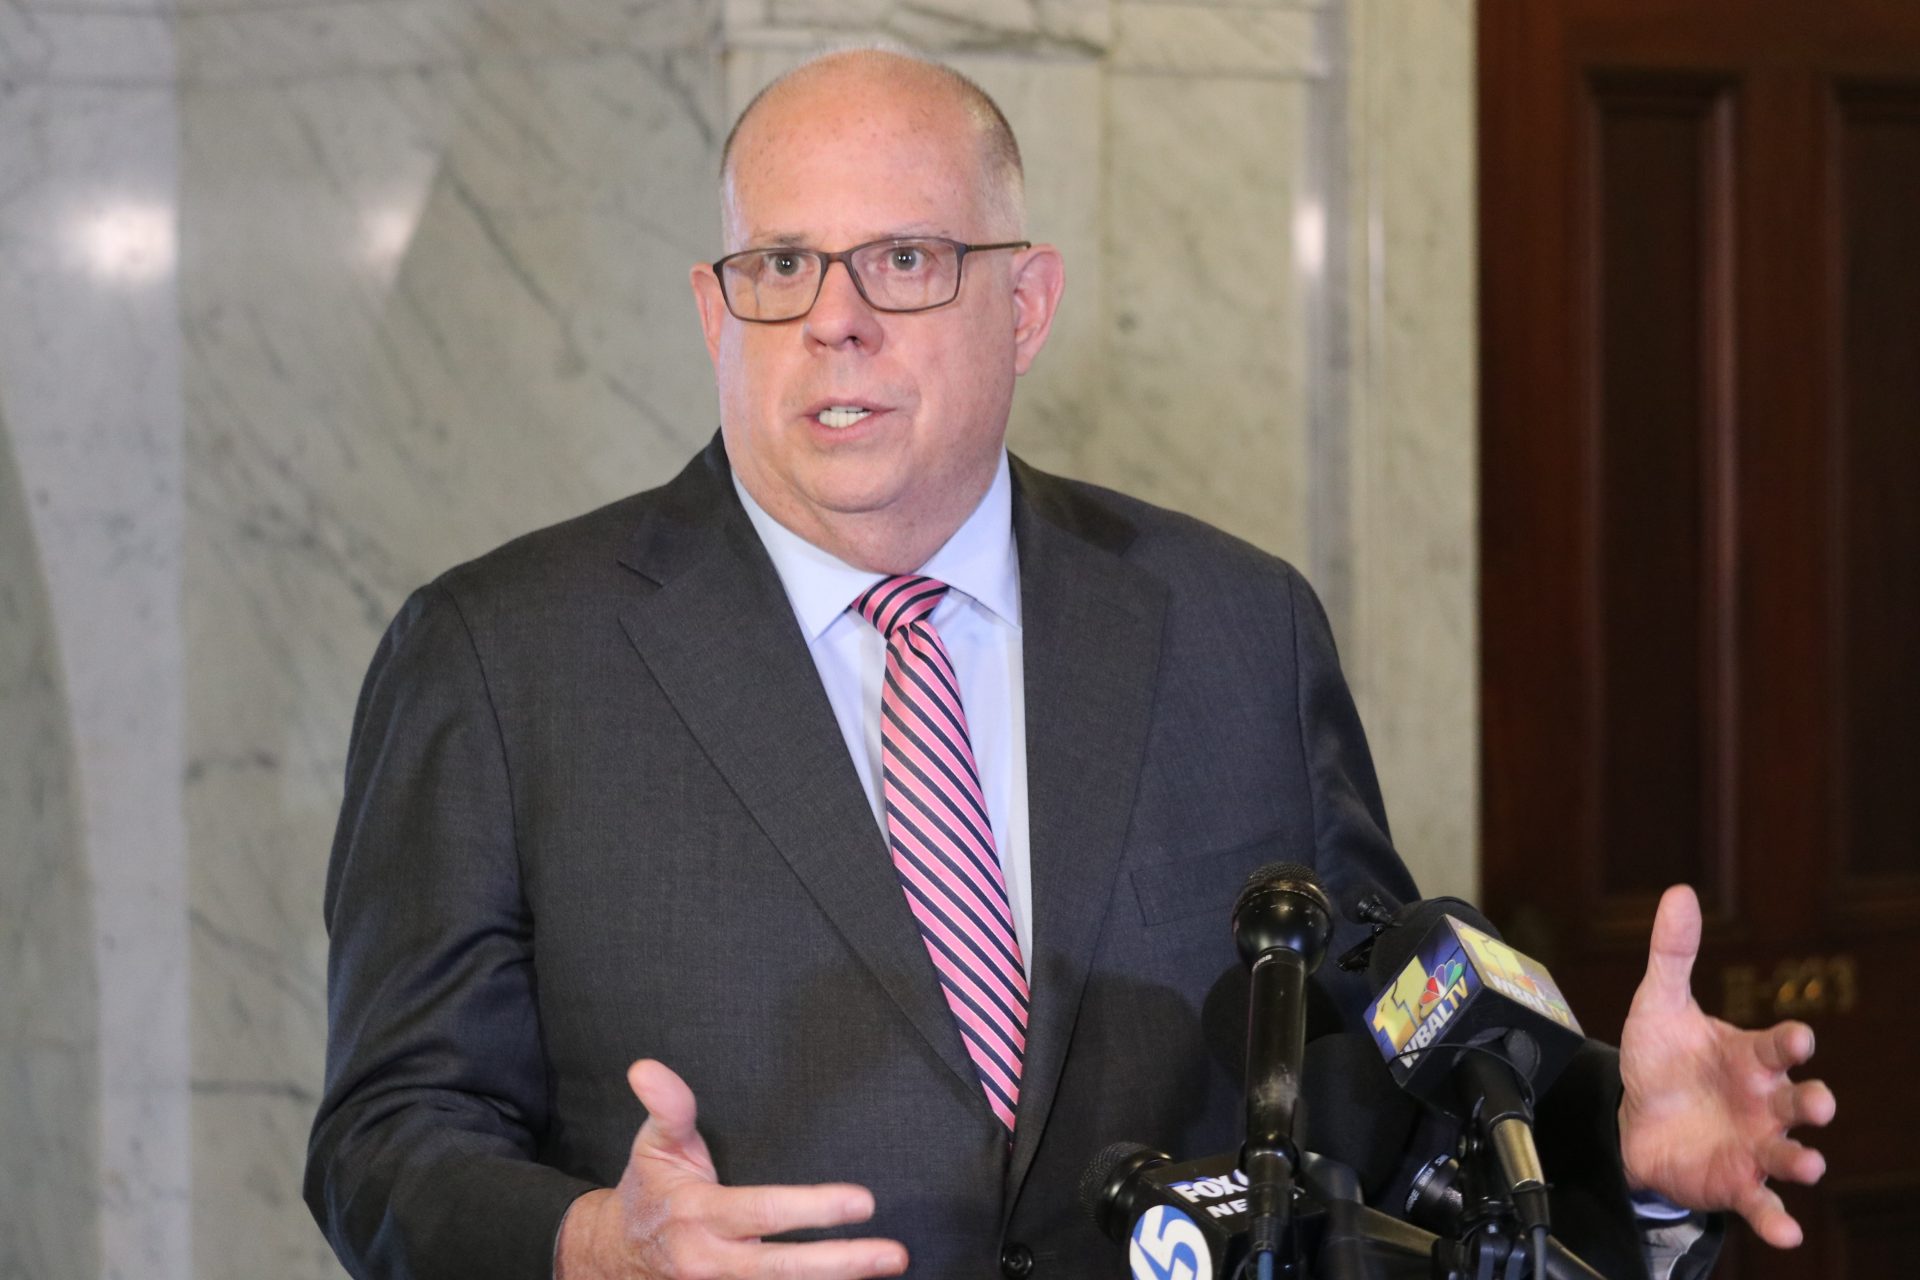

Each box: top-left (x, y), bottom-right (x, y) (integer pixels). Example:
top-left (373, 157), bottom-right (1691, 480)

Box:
top-left (1231, 862), bottom-right (1333, 971)
top-left (1363, 897), bottom-right (1496, 992)
top-left (1078, 1142), bottom-right (1169, 1243)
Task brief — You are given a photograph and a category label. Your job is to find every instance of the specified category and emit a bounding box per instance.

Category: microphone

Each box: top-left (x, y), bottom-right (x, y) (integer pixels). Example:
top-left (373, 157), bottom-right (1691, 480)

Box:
top-left (1079, 1142), bottom-right (1248, 1279)
top-left (1232, 863), bottom-right (1334, 1277)
top-left (1081, 1140), bottom-right (1443, 1280)
top-left (1361, 898), bottom-right (1583, 1237)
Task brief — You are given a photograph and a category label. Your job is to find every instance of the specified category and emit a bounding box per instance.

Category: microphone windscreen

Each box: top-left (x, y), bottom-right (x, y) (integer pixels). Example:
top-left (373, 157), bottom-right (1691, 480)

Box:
top-left (1231, 863), bottom-right (1334, 969)
top-left (1233, 862), bottom-right (1331, 920)
top-left (1078, 1141), bottom-right (1157, 1231)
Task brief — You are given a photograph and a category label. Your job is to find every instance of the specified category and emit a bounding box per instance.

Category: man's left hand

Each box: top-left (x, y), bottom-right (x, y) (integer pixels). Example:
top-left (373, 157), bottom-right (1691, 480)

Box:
top-left (1617, 884), bottom-right (1837, 1247)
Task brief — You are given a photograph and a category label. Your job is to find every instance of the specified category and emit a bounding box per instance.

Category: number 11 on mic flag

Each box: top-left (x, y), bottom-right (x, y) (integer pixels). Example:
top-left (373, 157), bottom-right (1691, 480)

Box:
top-left (1368, 912), bottom-right (1583, 1096)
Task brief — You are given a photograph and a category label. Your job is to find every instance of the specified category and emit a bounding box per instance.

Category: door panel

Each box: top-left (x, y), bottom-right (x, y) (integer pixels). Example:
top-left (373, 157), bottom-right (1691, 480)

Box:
top-left (1586, 71), bottom-right (1736, 909)
top-left (1832, 83), bottom-right (1920, 896)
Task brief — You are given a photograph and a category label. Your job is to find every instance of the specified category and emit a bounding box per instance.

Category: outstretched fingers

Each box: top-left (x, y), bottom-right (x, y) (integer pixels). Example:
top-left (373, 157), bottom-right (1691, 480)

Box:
top-left (1752, 1021), bottom-right (1816, 1074)
top-left (650, 1183), bottom-right (907, 1279)
top-left (1639, 885), bottom-right (1704, 1015)
top-left (1734, 1179), bottom-right (1804, 1250)
top-left (706, 1182), bottom-right (880, 1240)
top-left (1768, 1075), bottom-right (1836, 1128)
top-left (1793, 1077), bottom-right (1837, 1128)
top-left (1758, 1134), bottom-right (1827, 1186)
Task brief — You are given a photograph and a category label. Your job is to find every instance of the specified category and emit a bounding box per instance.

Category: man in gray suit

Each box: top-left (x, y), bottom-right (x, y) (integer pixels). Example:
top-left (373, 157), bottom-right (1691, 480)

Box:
top-left (307, 49), bottom-right (1832, 1280)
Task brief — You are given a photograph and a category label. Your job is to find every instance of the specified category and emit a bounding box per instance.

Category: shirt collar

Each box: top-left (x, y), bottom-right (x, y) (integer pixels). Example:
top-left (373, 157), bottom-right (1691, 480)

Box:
top-left (734, 451), bottom-right (1021, 641)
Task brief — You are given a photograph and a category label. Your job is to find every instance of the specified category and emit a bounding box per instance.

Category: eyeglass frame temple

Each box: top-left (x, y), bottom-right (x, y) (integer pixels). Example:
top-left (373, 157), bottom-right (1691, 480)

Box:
top-left (710, 237), bottom-right (1032, 322)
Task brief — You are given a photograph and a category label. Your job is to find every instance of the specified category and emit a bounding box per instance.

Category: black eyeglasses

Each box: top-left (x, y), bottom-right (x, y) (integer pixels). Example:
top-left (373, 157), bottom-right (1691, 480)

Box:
top-left (711, 236), bottom-right (1030, 323)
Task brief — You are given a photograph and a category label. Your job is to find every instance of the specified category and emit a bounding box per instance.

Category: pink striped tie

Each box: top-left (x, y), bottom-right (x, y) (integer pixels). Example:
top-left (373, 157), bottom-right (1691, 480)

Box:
top-left (853, 575), bottom-right (1028, 1134)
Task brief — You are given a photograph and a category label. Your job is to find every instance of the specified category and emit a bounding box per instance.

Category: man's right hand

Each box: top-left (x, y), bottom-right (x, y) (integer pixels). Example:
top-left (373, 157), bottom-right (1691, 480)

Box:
top-left (554, 1059), bottom-right (910, 1280)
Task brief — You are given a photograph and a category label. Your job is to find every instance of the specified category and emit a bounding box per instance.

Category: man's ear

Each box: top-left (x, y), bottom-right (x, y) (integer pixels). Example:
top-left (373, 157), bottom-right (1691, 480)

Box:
top-left (691, 263), bottom-right (728, 364)
top-left (1009, 245), bottom-right (1065, 376)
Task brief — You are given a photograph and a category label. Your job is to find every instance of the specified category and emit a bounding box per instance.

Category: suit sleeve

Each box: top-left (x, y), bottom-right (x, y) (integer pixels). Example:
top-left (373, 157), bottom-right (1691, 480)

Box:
top-left (1283, 566), bottom-right (1417, 924)
top-left (305, 583), bottom-right (593, 1280)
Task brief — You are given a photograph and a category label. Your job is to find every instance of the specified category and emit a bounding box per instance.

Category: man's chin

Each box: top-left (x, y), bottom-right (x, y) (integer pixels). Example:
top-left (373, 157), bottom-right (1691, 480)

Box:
top-left (787, 460), bottom-right (917, 515)
top-left (803, 486), bottom-right (915, 522)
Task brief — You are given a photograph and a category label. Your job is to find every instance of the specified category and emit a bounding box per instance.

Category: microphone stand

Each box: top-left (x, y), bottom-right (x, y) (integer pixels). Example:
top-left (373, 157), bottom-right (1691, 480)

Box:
top-left (1293, 1150), bottom-right (1606, 1280)
top-left (1298, 1152), bottom-right (1437, 1280)
top-left (1407, 1148), bottom-right (1607, 1280)
top-left (1086, 1138), bottom-right (1611, 1279)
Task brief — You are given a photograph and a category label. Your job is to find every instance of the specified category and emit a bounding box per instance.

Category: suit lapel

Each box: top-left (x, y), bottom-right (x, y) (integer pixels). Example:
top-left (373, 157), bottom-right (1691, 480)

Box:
top-left (612, 445), bottom-right (1171, 1172)
top-left (1005, 463), bottom-right (1168, 1205)
top-left (613, 444), bottom-right (984, 1103)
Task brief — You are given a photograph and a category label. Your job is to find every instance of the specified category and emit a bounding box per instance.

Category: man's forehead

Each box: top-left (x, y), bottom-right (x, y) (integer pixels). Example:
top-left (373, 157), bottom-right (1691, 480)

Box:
top-left (736, 221), bottom-right (954, 249)
top-left (728, 64), bottom-right (985, 173)
top-left (725, 118), bottom-right (985, 246)
top-left (732, 101), bottom-right (976, 177)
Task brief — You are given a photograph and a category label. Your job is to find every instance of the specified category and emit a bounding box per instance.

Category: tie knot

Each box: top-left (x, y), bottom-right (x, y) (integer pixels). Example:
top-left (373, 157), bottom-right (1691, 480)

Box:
top-left (853, 575), bottom-right (949, 637)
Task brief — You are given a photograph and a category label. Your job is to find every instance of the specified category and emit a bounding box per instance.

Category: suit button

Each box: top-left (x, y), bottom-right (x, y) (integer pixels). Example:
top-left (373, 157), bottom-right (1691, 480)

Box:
top-left (1000, 1242), bottom-right (1034, 1278)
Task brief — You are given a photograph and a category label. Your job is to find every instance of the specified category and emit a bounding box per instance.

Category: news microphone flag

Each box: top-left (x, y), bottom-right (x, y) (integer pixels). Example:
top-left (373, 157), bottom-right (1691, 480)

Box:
top-left (1366, 914), bottom-right (1583, 1098)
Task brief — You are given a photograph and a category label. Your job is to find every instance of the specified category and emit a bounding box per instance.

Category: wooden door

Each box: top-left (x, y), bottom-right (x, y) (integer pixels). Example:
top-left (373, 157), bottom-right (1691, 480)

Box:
top-left (1479, 2), bottom-right (1920, 1276)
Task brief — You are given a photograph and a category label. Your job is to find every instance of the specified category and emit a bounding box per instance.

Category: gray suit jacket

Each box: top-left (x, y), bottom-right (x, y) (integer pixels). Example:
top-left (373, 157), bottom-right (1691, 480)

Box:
top-left (307, 439), bottom-right (1649, 1278)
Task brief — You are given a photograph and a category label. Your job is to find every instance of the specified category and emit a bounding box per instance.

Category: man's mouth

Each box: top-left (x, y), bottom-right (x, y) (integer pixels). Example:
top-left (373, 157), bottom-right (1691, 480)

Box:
top-left (815, 405), bottom-right (875, 429)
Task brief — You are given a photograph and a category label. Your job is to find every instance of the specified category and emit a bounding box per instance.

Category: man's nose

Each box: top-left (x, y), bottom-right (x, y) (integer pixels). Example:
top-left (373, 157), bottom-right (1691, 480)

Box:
top-left (803, 259), bottom-right (884, 350)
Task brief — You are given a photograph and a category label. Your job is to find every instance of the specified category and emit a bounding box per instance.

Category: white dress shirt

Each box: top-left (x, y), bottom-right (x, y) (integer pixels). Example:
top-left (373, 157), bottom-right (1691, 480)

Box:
top-left (733, 454), bottom-right (1033, 968)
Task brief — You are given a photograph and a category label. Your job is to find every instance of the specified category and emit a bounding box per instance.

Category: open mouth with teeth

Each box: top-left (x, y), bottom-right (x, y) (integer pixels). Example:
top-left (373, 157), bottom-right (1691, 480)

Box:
top-left (815, 405), bottom-right (874, 429)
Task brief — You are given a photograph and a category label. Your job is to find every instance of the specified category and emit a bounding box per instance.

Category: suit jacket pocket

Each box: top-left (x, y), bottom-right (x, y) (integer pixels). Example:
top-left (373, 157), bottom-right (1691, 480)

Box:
top-left (1129, 831), bottom-right (1295, 927)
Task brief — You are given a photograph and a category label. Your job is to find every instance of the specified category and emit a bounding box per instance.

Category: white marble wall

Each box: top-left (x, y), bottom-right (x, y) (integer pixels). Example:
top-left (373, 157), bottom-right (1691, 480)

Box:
top-left (1, 12), bottom-right (192, 1278)
top-left (1340, 0), bottom-right (1477, 892)
top-left (0, 1), bottom-right (1476, 1275)
top-left (0, 406), bottom-right (99, 1280)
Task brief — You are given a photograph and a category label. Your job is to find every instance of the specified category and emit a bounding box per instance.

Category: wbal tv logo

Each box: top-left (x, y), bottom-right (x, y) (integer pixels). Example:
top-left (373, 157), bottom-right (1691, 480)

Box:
top-left (1371, 948), bottom-right (1473, 1065)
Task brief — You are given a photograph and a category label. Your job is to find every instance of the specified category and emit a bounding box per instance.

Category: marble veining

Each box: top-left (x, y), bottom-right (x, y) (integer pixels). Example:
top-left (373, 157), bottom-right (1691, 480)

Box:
top-left (175, 23), bottom-right (725, 1274)
top-left (0, 9), bottom-right (176, 87)
top-left (730, 0), bottom-right (1110, 53)
top-left (1339, 0), bottom-right (1476, 898)
top-left (0, 409), bottom-right (100, 1280)
top-left (0, 57), bottom-right (197, 1280)
top-left (1095, 74), bottom-right (1315, 559)
top-left (173, 0), bottom-right (714, 87)
top-left (1110, 3), bottom-right (1320, 77)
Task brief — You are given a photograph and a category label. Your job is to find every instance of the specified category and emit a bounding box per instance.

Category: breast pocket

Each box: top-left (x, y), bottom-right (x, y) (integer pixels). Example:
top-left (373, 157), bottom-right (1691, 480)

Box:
top-left (1129, 830), bottom-right (1300, 929)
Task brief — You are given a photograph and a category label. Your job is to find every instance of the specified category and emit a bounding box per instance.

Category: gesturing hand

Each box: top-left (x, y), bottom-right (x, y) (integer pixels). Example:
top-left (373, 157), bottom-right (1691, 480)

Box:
top-left (1617, 885), bottom-right (1837, 1247)
top-left (556, 1059), bottom-right (910, 1279)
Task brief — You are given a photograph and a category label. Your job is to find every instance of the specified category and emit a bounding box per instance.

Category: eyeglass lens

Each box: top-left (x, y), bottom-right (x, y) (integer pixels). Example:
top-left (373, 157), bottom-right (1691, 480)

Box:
top-left (723, 239), bottom-right (960, 320)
